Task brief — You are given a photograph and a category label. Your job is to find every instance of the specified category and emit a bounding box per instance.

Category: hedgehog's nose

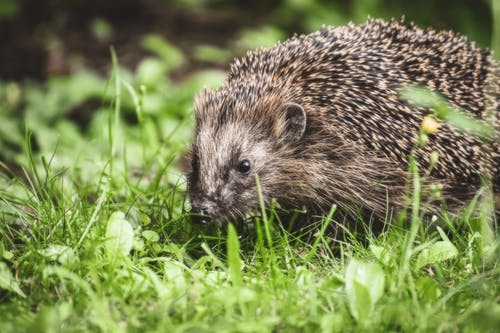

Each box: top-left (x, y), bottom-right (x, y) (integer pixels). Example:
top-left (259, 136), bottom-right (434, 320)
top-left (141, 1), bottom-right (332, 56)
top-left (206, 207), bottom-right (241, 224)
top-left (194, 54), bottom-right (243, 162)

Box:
top-left (191, 206), bottom-right (211, 224)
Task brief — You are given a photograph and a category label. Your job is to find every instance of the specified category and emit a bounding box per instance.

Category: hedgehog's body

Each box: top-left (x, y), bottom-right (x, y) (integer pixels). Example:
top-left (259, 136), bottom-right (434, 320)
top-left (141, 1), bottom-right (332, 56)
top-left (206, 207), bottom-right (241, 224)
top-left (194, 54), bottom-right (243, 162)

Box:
top-left (188, 19), bottom-right (499, 225)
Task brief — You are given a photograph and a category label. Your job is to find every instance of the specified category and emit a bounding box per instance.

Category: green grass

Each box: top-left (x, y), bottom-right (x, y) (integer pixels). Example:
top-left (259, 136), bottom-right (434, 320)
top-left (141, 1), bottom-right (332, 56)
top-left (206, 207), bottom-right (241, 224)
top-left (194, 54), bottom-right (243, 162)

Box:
top-left (1, 30), bottom-right (499, 333)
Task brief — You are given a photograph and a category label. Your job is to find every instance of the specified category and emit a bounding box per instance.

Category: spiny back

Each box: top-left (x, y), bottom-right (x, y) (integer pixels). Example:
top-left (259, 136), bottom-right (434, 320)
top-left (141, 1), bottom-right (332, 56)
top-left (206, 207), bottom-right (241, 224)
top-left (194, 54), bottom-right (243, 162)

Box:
top-left (228, 19), bottom-right (491, 117)
top-left (224, 18), bottom-right (498, 190)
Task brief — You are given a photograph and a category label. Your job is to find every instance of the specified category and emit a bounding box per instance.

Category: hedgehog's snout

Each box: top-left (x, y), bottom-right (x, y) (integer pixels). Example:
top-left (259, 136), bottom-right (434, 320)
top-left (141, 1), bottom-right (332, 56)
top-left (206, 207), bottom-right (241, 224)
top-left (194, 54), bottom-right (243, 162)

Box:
top-left (190, 195), bottom-right (223, 224)
top-left (190, 191), bottom-right (238, 224)
top-left (190, 205), bottom-right (211, 224)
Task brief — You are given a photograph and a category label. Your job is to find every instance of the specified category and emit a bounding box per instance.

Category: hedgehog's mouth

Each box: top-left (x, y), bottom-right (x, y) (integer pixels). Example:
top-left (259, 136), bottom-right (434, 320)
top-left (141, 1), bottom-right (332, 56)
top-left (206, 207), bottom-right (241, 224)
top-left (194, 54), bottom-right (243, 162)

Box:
top-left (190, 211), bottom-right (211, 224)
top-left (189, 206), bottom-right (261, 226)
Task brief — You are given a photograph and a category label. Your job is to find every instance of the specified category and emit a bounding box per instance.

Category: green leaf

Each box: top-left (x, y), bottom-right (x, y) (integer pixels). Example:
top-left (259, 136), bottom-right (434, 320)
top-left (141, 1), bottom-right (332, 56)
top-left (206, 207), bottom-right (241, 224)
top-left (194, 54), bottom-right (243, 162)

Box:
top-left (370, 245), bottom-right (392, 266)
top-left (415, 240), bottom-right (458, 270)
top-left (90, 18), bottom-right (113, 41)
top-left (345, 259), bottom-right (385, 322)
top-left (415, 276), bottom-right (441, 303)
top-left (136, 57), bottom-right (168, 87)
top-left (142, 34), bottom-right (184, 72)
top-left (193, 45), bottom-right (231, 63)
top-left (227, 223), bottom-right (243, 286)
top-left (39, 244), bottom-right (78, 265)
top-left (105, 211), bottom-right (134, 257)
top-left (2, 250), bottom-right (14, 261)
top-left (142, 230), bottom-right (160, 243)
top-left (0, 262), bottom-right (26, 297)
top-left (349, 280), bottom-right (372, 322)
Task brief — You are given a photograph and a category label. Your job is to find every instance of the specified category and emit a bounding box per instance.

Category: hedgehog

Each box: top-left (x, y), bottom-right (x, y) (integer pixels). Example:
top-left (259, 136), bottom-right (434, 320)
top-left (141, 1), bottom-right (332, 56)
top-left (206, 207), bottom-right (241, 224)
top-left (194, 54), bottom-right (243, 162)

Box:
top-left (187, 18), bottom-right (499, 227)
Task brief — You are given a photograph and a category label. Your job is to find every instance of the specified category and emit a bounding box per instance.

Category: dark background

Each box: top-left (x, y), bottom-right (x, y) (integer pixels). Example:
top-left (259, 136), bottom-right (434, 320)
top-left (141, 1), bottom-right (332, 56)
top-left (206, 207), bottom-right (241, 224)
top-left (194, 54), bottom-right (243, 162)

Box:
top-left (0, 0), bottom-right (495, 81)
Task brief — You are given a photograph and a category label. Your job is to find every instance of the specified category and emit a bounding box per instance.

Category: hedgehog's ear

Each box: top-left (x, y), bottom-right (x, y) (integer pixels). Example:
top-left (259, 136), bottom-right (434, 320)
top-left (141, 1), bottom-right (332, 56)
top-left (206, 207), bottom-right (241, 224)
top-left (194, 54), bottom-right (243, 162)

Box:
top-left (281, 103), bottom-right (306, 142)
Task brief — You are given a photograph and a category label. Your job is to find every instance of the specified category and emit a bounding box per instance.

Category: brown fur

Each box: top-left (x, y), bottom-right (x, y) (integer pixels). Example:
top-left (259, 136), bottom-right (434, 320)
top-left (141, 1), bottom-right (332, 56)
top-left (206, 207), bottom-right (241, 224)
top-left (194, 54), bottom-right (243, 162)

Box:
top-left (187, 18), bottom-right (499, 223)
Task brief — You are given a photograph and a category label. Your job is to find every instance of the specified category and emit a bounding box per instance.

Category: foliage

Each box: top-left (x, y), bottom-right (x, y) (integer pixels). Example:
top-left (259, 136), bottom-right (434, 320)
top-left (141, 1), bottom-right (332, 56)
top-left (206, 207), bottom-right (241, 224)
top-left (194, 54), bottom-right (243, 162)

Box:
top-left (0, 1), bottom-right (499, 332)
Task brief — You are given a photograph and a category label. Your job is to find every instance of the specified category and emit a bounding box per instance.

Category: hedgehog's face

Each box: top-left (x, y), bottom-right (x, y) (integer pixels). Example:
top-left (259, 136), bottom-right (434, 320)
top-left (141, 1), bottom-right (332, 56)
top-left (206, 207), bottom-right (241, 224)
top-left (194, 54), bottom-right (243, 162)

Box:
top-left (188, 96), bottom-right (307, 224)
top-left (188, 123), bottom-right (270, 222)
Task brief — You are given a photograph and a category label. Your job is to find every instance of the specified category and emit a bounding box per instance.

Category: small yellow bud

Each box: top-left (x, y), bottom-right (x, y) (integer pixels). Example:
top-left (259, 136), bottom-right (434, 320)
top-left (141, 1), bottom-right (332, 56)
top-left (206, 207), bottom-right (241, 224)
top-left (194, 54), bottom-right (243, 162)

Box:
top-left (421, 115), bottom-right (440, 135)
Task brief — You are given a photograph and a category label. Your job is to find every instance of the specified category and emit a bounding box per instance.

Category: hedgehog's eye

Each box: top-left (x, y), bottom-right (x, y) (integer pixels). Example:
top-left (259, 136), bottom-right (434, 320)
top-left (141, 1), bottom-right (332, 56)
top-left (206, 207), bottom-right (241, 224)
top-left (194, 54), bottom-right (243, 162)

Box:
top-left (237, 159), bottom-right (251, 174)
